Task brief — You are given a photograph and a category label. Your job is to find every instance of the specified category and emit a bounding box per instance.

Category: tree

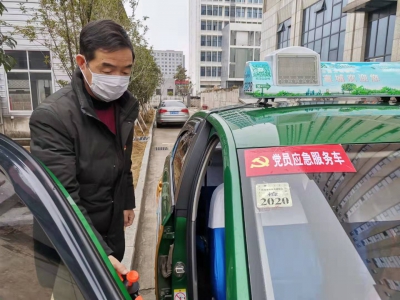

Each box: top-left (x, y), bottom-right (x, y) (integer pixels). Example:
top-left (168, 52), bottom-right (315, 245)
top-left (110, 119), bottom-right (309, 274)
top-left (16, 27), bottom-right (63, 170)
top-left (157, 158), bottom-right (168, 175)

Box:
top-left (8, 0), bottom-right (162, 111)
top-left (341, 83), bottom-right (357, 94)
top-left (128, 44), bottom-right (162, 110)
top-left (11, 0), bottom-right (131, 86)
top-left (0, 3), bottom-right (17, 72)
top-left (174, 65), bottom-right (193, 101)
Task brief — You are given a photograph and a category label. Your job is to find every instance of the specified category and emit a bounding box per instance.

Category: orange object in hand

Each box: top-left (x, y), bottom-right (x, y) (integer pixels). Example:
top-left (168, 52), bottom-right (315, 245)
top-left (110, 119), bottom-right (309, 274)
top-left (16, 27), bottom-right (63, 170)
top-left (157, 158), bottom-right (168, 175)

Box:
top-left (126, 270), bottom-right (140, 287)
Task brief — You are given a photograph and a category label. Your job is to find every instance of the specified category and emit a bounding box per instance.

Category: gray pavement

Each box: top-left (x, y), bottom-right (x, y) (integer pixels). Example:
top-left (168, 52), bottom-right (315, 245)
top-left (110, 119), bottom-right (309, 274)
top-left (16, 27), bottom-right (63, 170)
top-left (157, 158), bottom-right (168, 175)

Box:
top-left (133, 124), bottom-right (182, 300)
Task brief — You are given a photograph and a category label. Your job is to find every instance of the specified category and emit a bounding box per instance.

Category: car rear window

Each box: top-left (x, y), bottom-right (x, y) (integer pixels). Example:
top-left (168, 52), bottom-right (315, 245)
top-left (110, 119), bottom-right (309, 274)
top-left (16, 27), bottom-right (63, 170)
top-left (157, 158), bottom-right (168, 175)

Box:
top-left (161, 101), bottom-right (186, 107)
top-left (238, 143), bottom-right (400, 300)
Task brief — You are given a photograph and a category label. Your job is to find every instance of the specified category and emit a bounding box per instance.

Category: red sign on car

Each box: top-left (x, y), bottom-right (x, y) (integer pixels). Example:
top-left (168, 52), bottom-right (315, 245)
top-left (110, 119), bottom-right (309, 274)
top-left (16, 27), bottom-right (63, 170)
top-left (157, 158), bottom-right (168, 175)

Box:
top-left (244, 144), bottom-right (356, 177)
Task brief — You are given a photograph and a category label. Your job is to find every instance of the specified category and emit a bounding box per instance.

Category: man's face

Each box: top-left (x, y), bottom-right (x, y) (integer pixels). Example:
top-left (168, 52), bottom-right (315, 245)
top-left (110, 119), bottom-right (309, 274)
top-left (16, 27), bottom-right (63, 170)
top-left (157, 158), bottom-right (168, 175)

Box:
top-left (76, 48), bottom-right (133, 85)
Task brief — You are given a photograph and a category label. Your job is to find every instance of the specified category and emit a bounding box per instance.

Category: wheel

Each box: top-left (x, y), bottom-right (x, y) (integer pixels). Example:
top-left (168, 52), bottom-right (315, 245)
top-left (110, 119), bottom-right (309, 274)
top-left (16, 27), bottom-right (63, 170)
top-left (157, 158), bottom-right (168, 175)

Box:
top-left (156, 122), bottom-right (162, 128)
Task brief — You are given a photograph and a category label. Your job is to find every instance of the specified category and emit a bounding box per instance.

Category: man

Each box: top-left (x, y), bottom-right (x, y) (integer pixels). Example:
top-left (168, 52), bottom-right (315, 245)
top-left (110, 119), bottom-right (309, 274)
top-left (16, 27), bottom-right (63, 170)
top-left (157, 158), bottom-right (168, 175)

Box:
top-left (30, 19), bottom-right (138, 275)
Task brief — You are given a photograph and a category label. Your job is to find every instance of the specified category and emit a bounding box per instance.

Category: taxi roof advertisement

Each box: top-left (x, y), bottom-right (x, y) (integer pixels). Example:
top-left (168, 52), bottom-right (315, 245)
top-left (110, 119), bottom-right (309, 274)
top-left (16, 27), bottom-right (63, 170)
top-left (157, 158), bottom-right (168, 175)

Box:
top-left (244, 61), bottom-right (400, 98)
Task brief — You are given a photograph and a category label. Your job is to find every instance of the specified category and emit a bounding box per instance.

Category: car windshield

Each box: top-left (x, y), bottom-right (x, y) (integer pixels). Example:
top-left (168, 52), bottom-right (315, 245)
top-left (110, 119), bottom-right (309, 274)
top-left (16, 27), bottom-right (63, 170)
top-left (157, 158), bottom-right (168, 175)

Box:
top-left (161, 101), bottom-right (186, 107)
top-left (238, 143), bottom-right (400, 300)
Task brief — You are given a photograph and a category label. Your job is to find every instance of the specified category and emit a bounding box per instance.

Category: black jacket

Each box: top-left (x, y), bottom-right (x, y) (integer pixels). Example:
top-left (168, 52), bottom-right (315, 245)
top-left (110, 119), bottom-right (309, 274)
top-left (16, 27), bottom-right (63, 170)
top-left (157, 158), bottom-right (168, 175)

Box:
top-left (30, 68), bottom-right (139, 260)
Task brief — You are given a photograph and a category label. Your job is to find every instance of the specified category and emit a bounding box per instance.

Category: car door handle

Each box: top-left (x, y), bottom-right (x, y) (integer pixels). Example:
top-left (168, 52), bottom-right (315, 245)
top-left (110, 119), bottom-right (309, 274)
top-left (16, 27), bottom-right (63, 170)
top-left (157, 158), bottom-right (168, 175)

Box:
top-left (174, 262), bottom-right (185, 278)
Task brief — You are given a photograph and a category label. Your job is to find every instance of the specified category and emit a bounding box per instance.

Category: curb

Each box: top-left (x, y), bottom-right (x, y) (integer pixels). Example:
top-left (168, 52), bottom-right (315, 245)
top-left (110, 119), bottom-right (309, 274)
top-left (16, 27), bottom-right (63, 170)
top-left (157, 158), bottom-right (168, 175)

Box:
top-left (122, 113), bottom-right (156, 270)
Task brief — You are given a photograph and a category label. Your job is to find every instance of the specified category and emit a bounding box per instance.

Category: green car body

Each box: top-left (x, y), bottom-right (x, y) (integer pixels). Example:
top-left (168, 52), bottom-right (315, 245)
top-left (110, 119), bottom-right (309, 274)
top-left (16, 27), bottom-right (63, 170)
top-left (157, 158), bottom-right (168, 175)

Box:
top-left (155, 101), bottom-right (400, 300)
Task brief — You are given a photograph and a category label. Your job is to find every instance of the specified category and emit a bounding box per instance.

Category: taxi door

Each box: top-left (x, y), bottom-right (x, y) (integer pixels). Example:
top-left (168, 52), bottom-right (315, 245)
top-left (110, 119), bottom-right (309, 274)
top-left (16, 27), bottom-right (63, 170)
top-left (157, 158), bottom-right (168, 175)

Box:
top-left (0, 135), bottom-right (132, 299)
top-left (155, 117), bottom-right (210, 300)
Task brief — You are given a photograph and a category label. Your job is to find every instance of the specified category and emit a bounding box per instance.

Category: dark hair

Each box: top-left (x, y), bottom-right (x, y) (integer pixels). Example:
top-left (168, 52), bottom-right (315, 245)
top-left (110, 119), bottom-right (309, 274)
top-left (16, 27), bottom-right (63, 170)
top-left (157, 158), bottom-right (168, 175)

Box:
top-left (79, 19), bottom-right (135, 62)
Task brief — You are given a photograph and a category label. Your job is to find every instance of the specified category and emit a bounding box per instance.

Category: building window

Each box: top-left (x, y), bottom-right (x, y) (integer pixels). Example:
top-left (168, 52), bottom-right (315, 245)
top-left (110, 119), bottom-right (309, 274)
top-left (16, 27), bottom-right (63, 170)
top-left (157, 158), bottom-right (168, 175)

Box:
top-left (277, 19), bottom-right (291, 49)
top-left (212, 36), bottom-right (218, 47)
top-left (201, 20), bottom-right (206, 30)
top-left (213, 5), bottom-right (218, 15)
top-left (229, 48), bottom-right (253, 78)
top-left (207, 36), bottom-right (212, 46)
top-left (236, 7), bottom-right (245, 18)
top-left (225, 6), bottom-right (230, 16)
top-left (207, 20), bottom-right (212, 30)
top-left (206, 67), bottom-right (212, 77)
top-left (212, 67), bottom-right (217, 77)
top-left (302, 0), bottom-right (347, 61)
top-left (201, 67), bottom-right (206, 77)
top-left (201, 51), bottom-right (206, 61)
top-left (252, 8), bottom-right (258, 18)
top-left (212, 51), bottom-right (217, 62)
top-left (201, 35), bottom-right (206, 46)
top-left (365, 4), bottom-right (396, 62)
top-left (254, 48), bottom-right (260, 61)
top-left (247, 8), bottom-right (253, 18)
top-left (255, 31), bottom-right (261, 46)
top-left (218, 51), bottom-right (222, 62)
top-left (201, 5), bottom-right (207, 15)
top-left (218, 36), bottom-right (222, 47)
top-left (5, 50), bottom-right (53, 111)
top-left (207, 51), bottom-right (212, 61)
top-left (217, 67), bottom-right (222, 77)
top-left (212, 21), bottom-right (218, 31)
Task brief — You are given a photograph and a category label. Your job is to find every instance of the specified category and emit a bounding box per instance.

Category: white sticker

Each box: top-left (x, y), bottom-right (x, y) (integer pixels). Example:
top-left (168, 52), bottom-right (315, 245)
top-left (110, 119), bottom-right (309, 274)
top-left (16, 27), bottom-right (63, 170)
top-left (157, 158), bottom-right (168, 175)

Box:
top-left (256, 183), bottom-right (293, 210)
top-left (174, 289), bottom-right (187, 300)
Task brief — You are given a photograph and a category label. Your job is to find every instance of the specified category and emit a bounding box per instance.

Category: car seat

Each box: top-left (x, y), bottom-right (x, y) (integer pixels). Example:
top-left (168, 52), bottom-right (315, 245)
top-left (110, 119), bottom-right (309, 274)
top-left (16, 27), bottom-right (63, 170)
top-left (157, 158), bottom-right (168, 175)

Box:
top-left (208, 183), bottom-right (226, 300)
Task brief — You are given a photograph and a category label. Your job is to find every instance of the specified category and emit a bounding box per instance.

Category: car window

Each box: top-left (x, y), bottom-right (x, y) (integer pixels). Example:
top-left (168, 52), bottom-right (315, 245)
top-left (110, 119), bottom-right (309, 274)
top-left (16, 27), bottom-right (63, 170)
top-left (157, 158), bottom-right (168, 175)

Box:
top-left (239, 143), bottom-right (400, 300)
top-left (0, 170), bottom-right (84, 300)
top-left (172, 130), bottom-right (196, 193)
top-left (161, 101), bottom-right (186, 107)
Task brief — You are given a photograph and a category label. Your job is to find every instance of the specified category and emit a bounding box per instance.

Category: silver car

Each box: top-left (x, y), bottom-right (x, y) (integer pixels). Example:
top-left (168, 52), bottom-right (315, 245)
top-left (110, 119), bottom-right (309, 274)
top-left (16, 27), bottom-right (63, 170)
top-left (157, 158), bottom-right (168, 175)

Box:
top-left (155, 100), bottom-right (190, 127)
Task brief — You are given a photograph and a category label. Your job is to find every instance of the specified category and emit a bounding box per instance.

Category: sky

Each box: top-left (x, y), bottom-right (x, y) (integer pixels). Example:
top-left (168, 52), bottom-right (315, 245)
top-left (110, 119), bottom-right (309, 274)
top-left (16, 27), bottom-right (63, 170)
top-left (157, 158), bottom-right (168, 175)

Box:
top-left (124, 0), bottom-right (190, 72)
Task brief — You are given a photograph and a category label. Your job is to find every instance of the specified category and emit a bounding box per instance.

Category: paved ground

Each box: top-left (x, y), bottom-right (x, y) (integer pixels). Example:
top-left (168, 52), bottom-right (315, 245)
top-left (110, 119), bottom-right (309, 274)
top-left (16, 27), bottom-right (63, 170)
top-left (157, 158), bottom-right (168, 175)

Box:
top-left (133, 124), bottom-right (182, 299)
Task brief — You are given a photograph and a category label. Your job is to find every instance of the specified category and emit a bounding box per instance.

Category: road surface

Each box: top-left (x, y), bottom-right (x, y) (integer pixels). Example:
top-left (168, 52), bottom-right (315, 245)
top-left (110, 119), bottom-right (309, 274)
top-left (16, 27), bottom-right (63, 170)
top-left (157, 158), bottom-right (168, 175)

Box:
top-left (133, 124), bottom-right (182, 299)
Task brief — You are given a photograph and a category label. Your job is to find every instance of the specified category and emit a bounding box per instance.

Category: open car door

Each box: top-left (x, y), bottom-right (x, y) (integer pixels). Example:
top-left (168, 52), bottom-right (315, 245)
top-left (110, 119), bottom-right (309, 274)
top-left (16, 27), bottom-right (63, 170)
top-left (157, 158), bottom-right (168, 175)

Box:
top-left (0, 135), bottom-right (135, 299)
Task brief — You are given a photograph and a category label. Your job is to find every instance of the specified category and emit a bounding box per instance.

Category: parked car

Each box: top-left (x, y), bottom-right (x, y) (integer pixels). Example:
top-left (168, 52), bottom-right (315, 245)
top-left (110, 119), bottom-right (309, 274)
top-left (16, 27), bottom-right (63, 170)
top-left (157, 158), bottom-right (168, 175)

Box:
top-left (0, 136), bottom-right (142, 300)
top-left (155, 100), bottom-right (189, 127)
top-left (155, 99), bottom-right (400, 300)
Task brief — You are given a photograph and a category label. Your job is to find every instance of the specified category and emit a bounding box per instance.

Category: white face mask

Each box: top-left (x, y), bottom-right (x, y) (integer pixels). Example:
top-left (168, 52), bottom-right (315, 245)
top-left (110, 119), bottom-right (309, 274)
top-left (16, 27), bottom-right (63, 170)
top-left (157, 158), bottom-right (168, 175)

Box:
top-left (81, 63), bottom-right (130, 102)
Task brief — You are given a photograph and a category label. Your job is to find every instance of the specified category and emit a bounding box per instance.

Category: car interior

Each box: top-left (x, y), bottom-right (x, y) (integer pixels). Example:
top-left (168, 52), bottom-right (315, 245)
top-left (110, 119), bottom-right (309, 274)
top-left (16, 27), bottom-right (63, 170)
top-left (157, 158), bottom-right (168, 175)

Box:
top-left (194, 142), bottom-right (225, 300)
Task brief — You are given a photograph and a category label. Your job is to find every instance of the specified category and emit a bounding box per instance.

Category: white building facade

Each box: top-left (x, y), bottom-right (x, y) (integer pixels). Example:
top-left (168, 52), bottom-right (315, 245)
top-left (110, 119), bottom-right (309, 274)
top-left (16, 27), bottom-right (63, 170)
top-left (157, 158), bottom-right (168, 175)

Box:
top-left (221, 23), bottom-right (262, 88)
top-left (153, 50), bottom-right (185, 98)
top-left (0, 0), bottom-right (70, 138)
top-left (153, 50), bottom-right (185, 78)
top-left (189, 0), bottom-right (264, 95)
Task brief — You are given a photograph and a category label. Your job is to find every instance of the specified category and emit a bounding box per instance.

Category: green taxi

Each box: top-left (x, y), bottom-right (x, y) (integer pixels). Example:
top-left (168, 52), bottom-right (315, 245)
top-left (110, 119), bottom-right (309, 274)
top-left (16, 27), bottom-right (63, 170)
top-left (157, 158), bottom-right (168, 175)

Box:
top-left (155, 99), bottom-right (400, 300)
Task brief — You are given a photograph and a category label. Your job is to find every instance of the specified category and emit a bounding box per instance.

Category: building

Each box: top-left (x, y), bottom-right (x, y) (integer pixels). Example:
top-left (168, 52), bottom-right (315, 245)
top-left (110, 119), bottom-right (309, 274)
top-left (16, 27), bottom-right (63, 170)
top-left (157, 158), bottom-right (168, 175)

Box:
top-left (153, 50), bottom-right (185, 78)
top-left (153, 50), bottom-right (185, 98)
top-left (221, 23), bottom-right (262, 88)
top-left (0, 1), bottom-right (69, 138)
top-left (261, 0), bottom-right (400, 63)
top-left (189, 0), bottom-right (264, 95)
top-left (0, 0), bottom-right (128, 138)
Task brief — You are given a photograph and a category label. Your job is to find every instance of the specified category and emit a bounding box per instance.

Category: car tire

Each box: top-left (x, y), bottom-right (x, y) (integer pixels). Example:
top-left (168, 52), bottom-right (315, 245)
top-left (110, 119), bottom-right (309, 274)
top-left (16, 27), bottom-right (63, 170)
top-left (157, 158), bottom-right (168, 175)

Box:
top-left (156, 122), bottom-right (162, 128)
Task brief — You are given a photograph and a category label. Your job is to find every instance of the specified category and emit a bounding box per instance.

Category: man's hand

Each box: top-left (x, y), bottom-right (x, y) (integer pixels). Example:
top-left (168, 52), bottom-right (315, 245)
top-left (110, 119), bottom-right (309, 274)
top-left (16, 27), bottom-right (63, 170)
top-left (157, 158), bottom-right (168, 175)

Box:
top-left (108, 255), bottom-right (128, 275)
top-left (124, 209), bottom-right (135, 227)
